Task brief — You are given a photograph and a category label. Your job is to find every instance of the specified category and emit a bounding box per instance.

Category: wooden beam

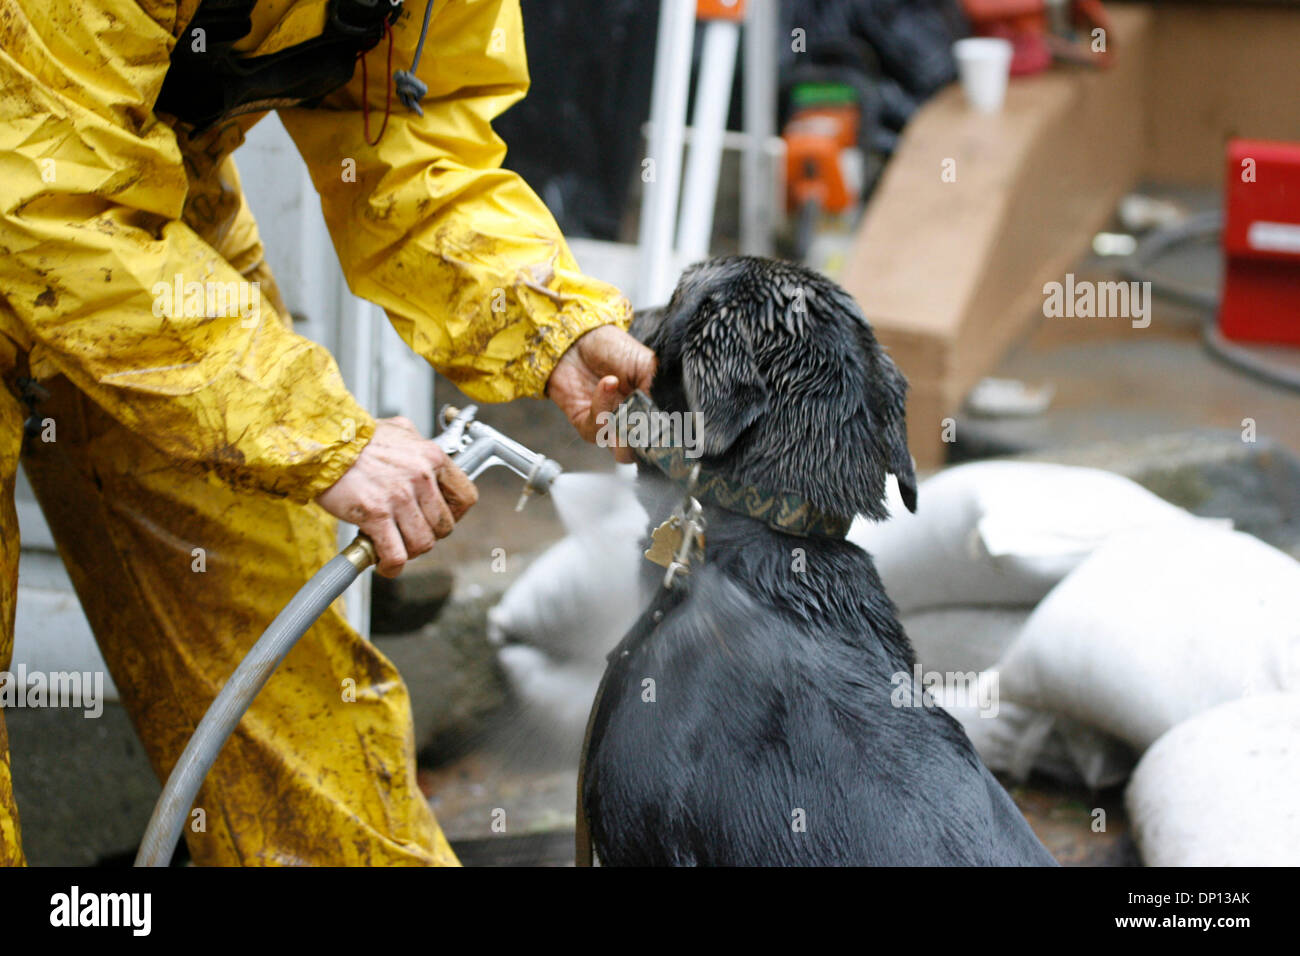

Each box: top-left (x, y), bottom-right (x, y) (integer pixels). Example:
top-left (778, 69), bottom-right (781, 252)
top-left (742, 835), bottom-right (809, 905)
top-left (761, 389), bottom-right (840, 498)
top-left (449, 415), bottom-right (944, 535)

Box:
top-left (842, 6), bottom-right (1152, 466)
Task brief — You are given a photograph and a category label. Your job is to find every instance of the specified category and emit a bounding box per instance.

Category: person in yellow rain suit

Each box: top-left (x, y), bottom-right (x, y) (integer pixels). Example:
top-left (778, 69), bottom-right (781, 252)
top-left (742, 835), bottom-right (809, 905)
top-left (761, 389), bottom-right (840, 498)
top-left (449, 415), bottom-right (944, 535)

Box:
top-left (0, 0), bottom-right (655, 865)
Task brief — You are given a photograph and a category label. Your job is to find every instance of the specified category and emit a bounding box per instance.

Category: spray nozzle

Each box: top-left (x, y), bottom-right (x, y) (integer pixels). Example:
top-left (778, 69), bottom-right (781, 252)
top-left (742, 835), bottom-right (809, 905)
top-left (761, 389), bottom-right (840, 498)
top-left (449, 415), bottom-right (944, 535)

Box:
top-left (433, 404), bottom-right (563, 511)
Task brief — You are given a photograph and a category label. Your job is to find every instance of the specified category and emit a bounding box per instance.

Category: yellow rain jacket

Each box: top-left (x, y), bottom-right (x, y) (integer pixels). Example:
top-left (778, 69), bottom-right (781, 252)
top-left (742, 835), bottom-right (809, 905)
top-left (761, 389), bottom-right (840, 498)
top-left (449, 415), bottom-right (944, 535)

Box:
top-left (0, 0), bottom-right (631, 504)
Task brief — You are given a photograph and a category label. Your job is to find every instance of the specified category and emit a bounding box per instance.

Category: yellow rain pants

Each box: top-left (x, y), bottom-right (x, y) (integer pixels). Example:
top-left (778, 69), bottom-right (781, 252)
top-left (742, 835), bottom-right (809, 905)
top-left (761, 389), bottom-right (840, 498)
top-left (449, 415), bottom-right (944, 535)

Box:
top-left (0, 0), bottom-right (630, 865)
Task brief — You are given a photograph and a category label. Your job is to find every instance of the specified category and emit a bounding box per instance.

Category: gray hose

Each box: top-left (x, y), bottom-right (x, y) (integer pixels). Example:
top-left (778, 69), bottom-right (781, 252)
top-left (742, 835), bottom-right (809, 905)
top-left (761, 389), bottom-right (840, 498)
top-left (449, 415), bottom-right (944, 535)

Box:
top-left (1121, 211), bottom-right (1300, 393)
top-left (134, 542), bottom-right (371, 866)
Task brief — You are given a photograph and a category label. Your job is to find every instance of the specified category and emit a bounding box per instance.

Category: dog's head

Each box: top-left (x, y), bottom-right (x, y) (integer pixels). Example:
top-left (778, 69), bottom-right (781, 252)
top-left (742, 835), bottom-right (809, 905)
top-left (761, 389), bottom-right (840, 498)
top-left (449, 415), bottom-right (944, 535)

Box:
top-left (631, 256), bottom-right (916, 521)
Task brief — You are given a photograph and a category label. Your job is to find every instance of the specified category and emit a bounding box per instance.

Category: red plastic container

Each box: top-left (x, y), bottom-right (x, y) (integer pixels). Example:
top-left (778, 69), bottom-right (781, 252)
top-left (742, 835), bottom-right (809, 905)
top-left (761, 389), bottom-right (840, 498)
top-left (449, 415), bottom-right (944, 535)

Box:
top-left (1219, 139), bottom-right (1300, 345)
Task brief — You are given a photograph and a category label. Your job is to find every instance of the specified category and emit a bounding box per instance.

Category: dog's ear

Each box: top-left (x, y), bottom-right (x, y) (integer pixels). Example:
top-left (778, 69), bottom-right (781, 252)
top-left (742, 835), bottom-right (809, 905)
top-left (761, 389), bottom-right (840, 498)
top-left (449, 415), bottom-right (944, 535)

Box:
top-left (683, 302), bottom-right (769, 457)
top-left (825, 283), bottom-right (917, 515)
top-left (869, 347), bottom-right (918, 514)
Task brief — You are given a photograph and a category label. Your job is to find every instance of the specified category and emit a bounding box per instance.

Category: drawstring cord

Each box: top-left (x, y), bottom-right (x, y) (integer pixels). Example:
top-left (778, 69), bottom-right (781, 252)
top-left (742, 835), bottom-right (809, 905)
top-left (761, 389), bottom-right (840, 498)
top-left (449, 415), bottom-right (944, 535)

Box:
top-left (359, 20), bottom-right (395, 147)
top-left (359, 2), bottom-right (436, 145)
top-left (393, 0), bottom-right (437, 115)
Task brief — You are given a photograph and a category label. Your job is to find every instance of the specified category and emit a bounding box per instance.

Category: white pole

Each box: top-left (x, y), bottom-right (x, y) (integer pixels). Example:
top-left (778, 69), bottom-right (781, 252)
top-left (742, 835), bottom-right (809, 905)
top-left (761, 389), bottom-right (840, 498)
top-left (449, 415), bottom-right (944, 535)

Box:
top-left (741, 0), bottom-right (778, 256)
top-left (676, 19), bottom-right (741, 266)
top-left (638, 0), bottom-right (697, 307)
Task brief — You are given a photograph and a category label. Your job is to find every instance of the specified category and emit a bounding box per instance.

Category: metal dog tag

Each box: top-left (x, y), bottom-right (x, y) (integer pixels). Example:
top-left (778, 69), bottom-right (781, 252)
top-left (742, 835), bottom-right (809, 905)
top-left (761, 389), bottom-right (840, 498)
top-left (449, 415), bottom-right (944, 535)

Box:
top-left (644, 464), bottom-right (707, 587)
top-left (646, 499), bottom-right (706, 589)
top-left (644, 518), bottom-right (683, 569)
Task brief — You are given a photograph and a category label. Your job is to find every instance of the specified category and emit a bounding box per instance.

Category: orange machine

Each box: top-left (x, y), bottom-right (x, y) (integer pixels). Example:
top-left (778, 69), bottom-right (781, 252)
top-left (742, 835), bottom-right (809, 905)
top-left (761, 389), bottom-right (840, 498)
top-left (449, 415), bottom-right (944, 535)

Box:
top-left (782, 80), bottom-right (868, 258)
top-left (784, 99), bottom-right (862, 219)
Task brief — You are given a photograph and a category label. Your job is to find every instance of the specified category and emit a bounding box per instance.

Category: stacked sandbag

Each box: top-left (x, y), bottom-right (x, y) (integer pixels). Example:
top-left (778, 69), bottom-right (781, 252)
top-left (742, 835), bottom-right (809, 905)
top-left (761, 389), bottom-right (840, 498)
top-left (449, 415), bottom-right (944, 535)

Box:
top-left (939, 697), bottom-right (1135, 790)
top-left (900, 607), bottom-right (1030, 674)
top-left (1125, 694), bottom-right (1300, 866)
top-left (849, 462), bottom-right (1217, 787)
top-left (848, 461), bottom-right (1218, 612)
top-left (994, 524), bottom-right (1300, 751)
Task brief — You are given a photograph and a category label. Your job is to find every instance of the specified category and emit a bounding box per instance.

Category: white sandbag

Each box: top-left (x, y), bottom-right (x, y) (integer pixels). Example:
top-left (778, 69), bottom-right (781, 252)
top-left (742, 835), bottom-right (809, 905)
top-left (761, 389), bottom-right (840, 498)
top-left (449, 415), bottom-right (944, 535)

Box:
top-left (947, 699), bottom-right (1058, 781)
top-left (1052, 717), bottom-right (1137, 791)
top-left (939, 693), bottom-right (1135, 790)
top-left (996, 525), bottom-right (1300, 751)
top-left (487, 466), bottom-right (645, 661)
top-left (488, 467), bottom-right (646, 739)
top-left (1125, 694), bottom-right (1300, 866)
top-left (901, 606), bottom-right (1031, 674)
top-left (848, 462), bottom-right (1218, 614)
top-left (892, 542), bottom-right (1131, 790)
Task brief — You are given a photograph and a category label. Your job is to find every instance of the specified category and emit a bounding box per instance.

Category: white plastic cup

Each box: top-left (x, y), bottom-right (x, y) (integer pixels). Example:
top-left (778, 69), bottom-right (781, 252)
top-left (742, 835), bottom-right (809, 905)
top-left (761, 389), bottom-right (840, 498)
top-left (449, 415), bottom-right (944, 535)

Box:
top-left (952, 38), bottom-right (1014, 114)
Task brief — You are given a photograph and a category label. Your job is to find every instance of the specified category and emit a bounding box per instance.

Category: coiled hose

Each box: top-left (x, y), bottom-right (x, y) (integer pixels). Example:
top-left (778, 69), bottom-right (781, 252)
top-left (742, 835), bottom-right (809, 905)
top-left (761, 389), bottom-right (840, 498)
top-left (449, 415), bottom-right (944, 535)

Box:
top-left (1121, 210), bottom-right (1300, 393)
top-left (134, 536), bottom-right (376, 867)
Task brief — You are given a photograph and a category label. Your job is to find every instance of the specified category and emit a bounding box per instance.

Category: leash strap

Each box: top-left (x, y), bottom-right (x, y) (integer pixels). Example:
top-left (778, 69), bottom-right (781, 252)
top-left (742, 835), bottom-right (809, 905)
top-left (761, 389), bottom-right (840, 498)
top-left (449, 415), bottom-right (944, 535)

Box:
top-left (575, 580), bottom-right (690, 866)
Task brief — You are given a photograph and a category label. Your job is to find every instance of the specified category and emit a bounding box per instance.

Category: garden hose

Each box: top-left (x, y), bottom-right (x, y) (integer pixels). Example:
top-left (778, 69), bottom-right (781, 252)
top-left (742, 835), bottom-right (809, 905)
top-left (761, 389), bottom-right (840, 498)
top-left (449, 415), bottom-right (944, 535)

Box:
top-left (134, 535), bottom-right (377, 867)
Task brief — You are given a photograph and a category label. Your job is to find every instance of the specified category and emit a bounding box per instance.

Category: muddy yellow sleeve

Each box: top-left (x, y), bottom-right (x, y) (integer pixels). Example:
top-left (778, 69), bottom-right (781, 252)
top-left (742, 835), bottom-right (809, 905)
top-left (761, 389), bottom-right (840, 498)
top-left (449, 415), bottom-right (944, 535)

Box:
top-left (279, 0), bottom-right (633, 403)
top-left (0, 0), bottom-right (373, 503)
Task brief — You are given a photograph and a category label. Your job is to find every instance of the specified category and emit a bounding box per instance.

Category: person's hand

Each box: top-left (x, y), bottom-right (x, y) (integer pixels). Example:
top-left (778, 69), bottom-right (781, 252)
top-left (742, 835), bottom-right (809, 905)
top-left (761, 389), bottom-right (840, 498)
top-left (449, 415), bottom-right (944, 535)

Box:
top-left (316, 417), bottom-right (478, 577)
top-left (546, 325), bottom-right (656, 462)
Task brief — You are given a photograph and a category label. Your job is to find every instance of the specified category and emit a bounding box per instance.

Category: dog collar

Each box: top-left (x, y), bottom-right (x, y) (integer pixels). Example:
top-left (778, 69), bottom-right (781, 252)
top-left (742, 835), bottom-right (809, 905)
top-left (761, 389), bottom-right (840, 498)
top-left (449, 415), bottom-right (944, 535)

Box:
top-left (620, 390), bottom-right (854, 540)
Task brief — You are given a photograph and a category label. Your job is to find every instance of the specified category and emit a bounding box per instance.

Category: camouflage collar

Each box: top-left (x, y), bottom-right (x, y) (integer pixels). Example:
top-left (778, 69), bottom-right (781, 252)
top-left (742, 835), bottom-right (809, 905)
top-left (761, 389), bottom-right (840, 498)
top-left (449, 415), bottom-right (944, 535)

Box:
top-left (621, 391), bottom-right (853, 539)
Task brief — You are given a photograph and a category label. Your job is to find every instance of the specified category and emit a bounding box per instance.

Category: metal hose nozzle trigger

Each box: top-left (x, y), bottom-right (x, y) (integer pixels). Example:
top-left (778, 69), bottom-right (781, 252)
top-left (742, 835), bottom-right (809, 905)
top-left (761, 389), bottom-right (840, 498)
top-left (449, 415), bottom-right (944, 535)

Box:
top-left (433, 404), bottom-right (563, 508)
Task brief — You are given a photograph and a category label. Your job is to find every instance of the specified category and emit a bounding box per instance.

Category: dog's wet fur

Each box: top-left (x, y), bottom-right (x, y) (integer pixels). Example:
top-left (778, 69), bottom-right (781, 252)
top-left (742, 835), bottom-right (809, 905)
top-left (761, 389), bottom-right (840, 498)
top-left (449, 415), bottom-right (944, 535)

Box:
top-left (581, 257), bottom-right (1057, 866)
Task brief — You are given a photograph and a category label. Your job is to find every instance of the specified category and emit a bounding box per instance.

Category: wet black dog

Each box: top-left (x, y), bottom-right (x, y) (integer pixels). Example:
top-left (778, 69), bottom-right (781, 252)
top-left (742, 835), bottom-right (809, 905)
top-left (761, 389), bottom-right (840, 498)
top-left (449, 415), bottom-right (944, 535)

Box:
top-left (581, 257), bottom-right (1056, 866)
